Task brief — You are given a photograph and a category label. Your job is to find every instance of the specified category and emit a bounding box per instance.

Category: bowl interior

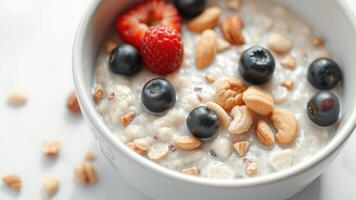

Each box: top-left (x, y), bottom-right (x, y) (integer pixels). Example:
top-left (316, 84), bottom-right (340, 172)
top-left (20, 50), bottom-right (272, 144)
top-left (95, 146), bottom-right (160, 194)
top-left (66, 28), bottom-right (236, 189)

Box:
top-left (73, 0), bottom-right (356, 185)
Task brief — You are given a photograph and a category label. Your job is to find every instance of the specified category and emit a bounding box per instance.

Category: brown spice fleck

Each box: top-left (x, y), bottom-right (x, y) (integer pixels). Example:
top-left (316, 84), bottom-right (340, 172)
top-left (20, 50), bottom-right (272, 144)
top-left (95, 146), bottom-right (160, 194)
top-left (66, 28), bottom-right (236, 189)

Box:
top-left (42, 140), bottom-right (61, 157)
top-left (67, 91), bottom-right (81, 113)
top-left (119, 112), bottom-right (136, 127)
top-left (2, 174), bottom-right (22, 190)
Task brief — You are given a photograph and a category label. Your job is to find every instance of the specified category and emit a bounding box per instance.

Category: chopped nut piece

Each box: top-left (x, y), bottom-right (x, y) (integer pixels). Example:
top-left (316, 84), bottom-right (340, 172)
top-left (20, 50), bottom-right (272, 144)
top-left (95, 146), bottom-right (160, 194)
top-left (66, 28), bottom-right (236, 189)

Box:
top-left (282, 80), bottom-right (294, 90)
top-left (182, 167), bottom-right (199, 175)
top-left (268, 32), bottom-right (293, 54)
top-left (215, 77), bottom-right (247, 111)
top-left (42, 176), bottom-right (60, 197)
top-left (268, 149), bottom-right (293, 171)
top-left (246, 163), bottom-right (258, 176)
top-left (75, 162), bottom-right (97, 184)
top-left (119, 112), bottom-right (136, 127)
top-left (93, 86), bottom-right (104, 102)
top-left (233, 141), bottom-right (250, 156)
top-left (195, 29), bottom-right (218, 68)
top-left (127, 142), bottom-right (145, 155)
top-left (105, 40), bottom-right (117, 53)
top-left (211, 137), bottom-right (232, 158)
top-left (42, 140), bottom-right (61, 157)
top-left (174, 136), bottom-right (201, 150)
top-left (2, 174), bottom-right (22, 190)
top-left (204, 74), bottom-right (216, 83)
top-left (188, 7), bottom-right (222, 32)
top-left (256, 120), bottom-right (275, 147)
top-left (270, 109), bottom-right (298, 144)
top-left (217, 38), bottom-right (231, 52)
top-left (280, 56), bottom-right (296, 70)
top-left (228, 105), bottom-right (253, 135)
top-left (220, 16), bottom-right (245, 45)
top-left (85, 151), bottom-right (96, 161)
top-left (133, 138), bottom-right (150, 151)
top-left (312, 37), bottom-right (325, 46)
top-left (227, 0), bottom-right (240, 11)
top-left (242, 86), bottom-right (274, 115)
top-left (67, 91), bottom-right (81, 113)
top-left (206, 162), bottom-right (234, 179)
top-left (206, 101), bottom-right (231, 128)
top-left (148, 143), bottom-right (169, 160)
top-left (7, 90), bottom-right (28, 106)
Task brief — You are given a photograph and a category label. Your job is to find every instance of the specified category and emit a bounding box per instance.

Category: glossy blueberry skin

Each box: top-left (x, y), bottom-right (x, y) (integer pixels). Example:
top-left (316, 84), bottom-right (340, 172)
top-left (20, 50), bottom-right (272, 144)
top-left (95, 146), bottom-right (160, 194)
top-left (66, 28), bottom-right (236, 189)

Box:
top-left (239, 46), bottom-right (275, 84)
top-left (307, 58), bottom-right (342, 89)
top-left (306, 90), bottom-right (340, 127)
top-left (173, 0), bottom-right (206, 19)
top-left (186, 106), bottom-right (220, 140)
top-left (142, 78), bottom-right (176, 113)
top-left (109, 44), bottom-right (142, 76)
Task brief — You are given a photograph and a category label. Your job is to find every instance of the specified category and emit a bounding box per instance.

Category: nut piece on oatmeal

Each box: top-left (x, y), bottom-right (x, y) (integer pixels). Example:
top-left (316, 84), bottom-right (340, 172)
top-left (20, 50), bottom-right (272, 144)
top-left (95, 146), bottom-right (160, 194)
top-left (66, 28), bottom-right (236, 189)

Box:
top-left (206, 162), bottom-right (234, 179)
top-left (67, 91), bottom-right (81, 113)
top-left (211, 137), bottom-right (232, 158)
top-left (204, 74), bottom-right (216, 83)
top-left (127, 142), bottom-right (145, 155)
top-left (174, 135), bottom-right (201, 151)
top-left (7, 90), bottom-right (28, 106)
top-left (227, 0), bottom-right (240, 11)
top-left (268, 149), bottom-right (293, 171)
top-left (270, 109), bottom-right (298, 144)
top-left (206, 101), bottom-right (231, 128)
top-left (182, 166), bottom-right (200, 175)
top-left (2, 174), bottom-right (22, 190)
top-left (217, 38), bottom-right (231, 52)
top-left (268, 32), bottom-right (293, 54)
top-left (246, 163), bottom-right (258, 176)
top-left (75, 162), bottom-right (97, 184)
top-left (281, 80), bottom-right (294, 91)
top-left (256, 120), bottom-right (275, 147)
top-left (228, 105), bottom-right (253, 135)
top-left (85, 151), bottom-right (96, 161)
top-left (133, 138), bottom-right (150, 151)
top-left (42, 176), bottom-right (60, 197)
top-left (188, 7), bottom-right (222, 32)
top-left (312, 37), bottom-right (325, 46)
top-left (215, 77), bottom-right (247, 111)
top-left (242, 86), bottom-right (274, 115)
top-left (195, 29), bottom-right (218, 68)
top-left (42, 140), bottom-right (61, 157)
top-left (233, 141), bottom-right (250, 157)
top-left (148, 143), bottom-right (169, 160)
top-left (93, 86), bottom-right (104, 102)
top-left (220, 16), bottom-right (245, 45)
top-left (280, 56), bottom-right (296, 70)
top-left (119, 112), bottom-right (136, 127)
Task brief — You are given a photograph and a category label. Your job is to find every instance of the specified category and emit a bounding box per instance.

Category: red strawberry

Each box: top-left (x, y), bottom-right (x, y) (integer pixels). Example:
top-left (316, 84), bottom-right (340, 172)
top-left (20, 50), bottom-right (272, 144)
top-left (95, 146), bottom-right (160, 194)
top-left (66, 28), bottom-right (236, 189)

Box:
top-left (115, 0), bottom-right (181, 48)
top-left (140, 25), bottom-right (183, 75)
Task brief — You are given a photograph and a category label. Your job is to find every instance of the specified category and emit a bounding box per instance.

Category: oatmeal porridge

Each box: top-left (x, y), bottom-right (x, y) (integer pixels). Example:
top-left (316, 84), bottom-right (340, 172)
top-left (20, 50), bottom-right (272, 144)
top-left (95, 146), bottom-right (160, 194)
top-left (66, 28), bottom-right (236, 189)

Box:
top-left (93, 0), bottom-right (342, 179)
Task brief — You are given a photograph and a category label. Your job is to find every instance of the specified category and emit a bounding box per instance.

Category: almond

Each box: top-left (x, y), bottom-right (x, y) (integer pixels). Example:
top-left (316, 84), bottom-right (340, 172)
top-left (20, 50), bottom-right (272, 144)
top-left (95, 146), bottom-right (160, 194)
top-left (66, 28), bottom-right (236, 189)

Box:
top-left (220, 16), bottom-right (245, 45)
top-left (188, 7), bottom-right (222, 32)
top-left (174, 135), bottom-right (201, 150)
top-left (2, 174), bottom-right (21, 190)
top-left (242, 86), bottom-right (274, 115)
top-left (233, 141), bottom-right (250, 156)
top-left (147, 143), bottom-right (169, 160)
top-left (195, 29), bottom-right (217, 68)
top-left (256, 120), bottom-right (275, 147)
top-left (217, 38), bottom-right (231, 52)
top-left (268, 32), bottom-right (293, 54)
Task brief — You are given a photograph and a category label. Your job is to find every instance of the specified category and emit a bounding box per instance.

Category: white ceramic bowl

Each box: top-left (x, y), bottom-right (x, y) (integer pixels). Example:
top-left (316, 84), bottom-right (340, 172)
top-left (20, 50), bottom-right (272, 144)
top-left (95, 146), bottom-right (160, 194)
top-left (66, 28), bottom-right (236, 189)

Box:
top-left (73, 0), bottom-right (356, 199)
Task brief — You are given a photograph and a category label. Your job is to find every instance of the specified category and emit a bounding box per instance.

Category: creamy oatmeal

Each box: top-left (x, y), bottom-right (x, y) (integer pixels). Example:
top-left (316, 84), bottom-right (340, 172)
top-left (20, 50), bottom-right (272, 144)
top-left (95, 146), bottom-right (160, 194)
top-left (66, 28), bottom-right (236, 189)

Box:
top-left (93, 0), bottom-right (342, 179)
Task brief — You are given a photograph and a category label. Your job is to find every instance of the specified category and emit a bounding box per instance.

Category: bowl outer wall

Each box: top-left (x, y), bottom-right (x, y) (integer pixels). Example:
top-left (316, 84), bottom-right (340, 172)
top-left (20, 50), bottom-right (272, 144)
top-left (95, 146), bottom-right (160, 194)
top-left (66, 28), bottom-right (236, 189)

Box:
top-left (72, 0), bottom-right (356, 199)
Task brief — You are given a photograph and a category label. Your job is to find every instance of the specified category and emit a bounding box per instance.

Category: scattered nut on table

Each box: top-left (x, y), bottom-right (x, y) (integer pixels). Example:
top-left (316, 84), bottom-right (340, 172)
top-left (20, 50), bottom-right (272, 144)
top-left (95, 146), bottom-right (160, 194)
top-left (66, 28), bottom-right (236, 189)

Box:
top-left (42, 176), bottom-right (60, 197)
top-left (7, 90), bottom-right (28, 106)
top-left (67, 91), bottom-right (81, 114)
top-left (85, 151), bottom-right (96, 161)
top-left (2, 174), bottom-right (22, 190)
top-left (42, 140), bottom-right (61, 157)
top-left (75, 162), bottom-right (97, 184)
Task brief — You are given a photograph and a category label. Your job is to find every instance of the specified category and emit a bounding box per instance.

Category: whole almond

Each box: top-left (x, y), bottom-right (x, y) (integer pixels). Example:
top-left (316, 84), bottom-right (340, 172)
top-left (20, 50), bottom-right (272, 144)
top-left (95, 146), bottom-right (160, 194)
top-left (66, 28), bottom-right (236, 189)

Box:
top-left (67, 91), bottom-right (81, 114)
top-left (256, 120), bottom-right (275, 147)
top-left (268, 32), bottom-right (293, 54)
top-left (220, 16), bottom-right (245, 45)
top-left (188, 7), bottom-right (222, 32)
top-left (174, 135), bottom-right (201, 150)
top-left (242, 86), bottom-right (274, 115)
top-left (195, 29), bottom-right (217, 68)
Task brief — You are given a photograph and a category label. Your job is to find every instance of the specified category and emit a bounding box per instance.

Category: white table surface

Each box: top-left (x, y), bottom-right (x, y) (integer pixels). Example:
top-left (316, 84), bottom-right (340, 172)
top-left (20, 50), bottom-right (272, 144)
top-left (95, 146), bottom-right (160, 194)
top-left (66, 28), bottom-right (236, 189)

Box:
top-left (0, 0), bottom-right (355, 199)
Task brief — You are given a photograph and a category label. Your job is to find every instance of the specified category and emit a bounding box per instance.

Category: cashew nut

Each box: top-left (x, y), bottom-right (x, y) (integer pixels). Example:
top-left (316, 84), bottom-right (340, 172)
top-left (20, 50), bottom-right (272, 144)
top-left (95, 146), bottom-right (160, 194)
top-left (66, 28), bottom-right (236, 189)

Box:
top-left (270, 109), bottom-right (298, 144)
top-left (228, 105), bottom-right (253, 134)
top-left (256, 120), bottom-right (275, 147)
top-left (206, 101), bottom-right (231, 128)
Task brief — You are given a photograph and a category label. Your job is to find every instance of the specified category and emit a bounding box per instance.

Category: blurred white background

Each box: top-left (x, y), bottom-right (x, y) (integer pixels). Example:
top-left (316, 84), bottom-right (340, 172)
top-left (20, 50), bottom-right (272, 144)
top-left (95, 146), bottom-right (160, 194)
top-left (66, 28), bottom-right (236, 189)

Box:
top-left (0, 0), bottom-right (355, 199)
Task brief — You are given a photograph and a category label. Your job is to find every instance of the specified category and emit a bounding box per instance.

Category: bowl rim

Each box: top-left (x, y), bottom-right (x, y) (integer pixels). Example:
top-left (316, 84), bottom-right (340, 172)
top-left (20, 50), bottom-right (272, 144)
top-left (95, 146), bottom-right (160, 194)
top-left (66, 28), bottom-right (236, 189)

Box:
top-left (73, 0), bottom-right (356, 188)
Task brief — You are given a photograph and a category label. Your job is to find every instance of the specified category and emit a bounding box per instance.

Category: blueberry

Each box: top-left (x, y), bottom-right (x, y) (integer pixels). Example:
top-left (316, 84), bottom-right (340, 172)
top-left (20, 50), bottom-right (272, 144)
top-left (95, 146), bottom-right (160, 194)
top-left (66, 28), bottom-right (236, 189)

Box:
top-left (307, 58), bottom-right (342, 89)
top-left (109, 44), bottom-right (142, 76)
top-left (142, 78), bottom-right (176, 113)
top-left (186, 106), bottom-right (220, 140)
top-left (173, 0), bottom-right (206, 19)
top-left (239, 46), bottom-right (275, 84)
top-left (306, 90), bottom-right (340, 127)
